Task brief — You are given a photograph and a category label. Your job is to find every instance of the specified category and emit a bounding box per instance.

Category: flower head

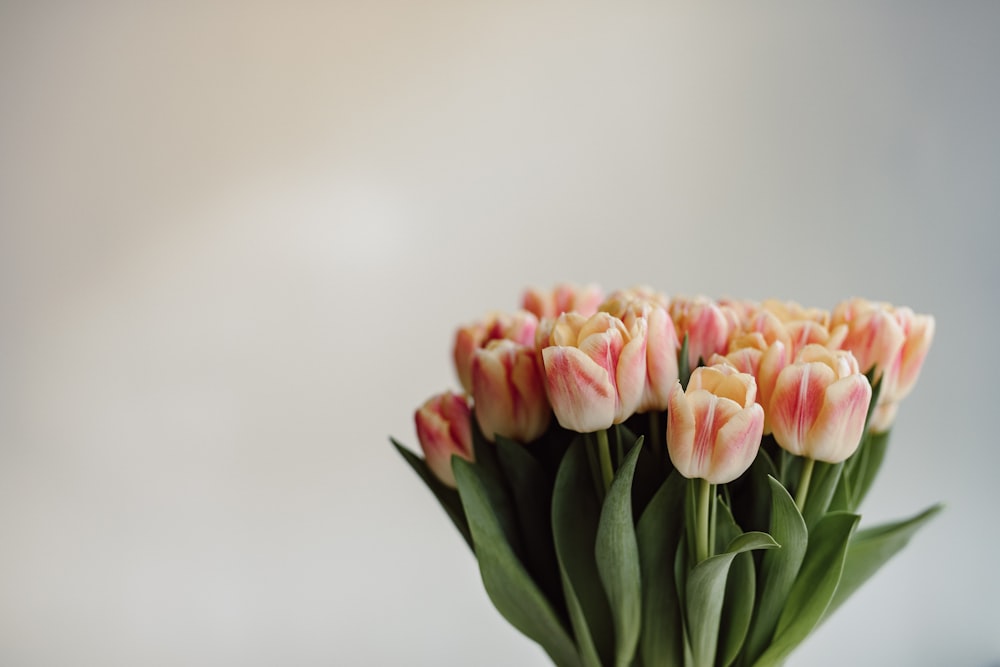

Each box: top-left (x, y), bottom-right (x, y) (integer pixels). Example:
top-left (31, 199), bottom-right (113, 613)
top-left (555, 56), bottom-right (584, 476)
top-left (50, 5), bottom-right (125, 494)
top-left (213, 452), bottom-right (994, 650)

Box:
top-left (414, 391), bottom-right (474, 488)
top-left (666, 365), bottom-right (764, 484)
top-left (768, 345), bottom-right (872, 463)
top-left (540, 311), bottom-right (647, 432)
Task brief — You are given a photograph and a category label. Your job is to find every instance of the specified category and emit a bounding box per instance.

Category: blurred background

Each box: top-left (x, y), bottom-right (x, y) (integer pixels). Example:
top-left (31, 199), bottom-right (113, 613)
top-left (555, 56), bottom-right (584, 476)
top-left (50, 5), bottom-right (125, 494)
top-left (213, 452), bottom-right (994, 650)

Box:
top-left (1, 2), bottom-right (998, 665)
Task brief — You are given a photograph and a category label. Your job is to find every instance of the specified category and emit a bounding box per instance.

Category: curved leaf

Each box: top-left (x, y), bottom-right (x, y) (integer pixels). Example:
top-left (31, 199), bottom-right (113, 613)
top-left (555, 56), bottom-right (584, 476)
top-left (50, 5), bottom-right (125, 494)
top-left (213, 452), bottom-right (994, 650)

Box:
top-left (686, 532), bottom-right (778, 667)
top-left (391, 438), bottom-right (472, 550)
top-left (552, 439), bottom-right (614, 667)
top-left (635, 471), bottom-right (686, 667)
top-left (741, 476), bottom-right (807, 666)
top-left (826, 503), bottom-right (942, 619)
top-left (714, 500), bottom-right (757, 667)
top-left (496, 435), bottom-right (562, 611)
top-left (753, 512), bottom-right (859, 667)
top-left (454, 458), bottom-right (581, 667)
top-left (596, 436), bottom-right (644, 667)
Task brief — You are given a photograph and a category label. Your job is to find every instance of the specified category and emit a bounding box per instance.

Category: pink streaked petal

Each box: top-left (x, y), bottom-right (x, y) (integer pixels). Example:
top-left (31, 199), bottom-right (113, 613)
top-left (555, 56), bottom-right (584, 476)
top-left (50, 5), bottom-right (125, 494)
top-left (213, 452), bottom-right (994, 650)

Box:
top-left (542, 346), bottom-right (616, 432)
top-left (615, 324), bottom-right (648, 421)
top-left (472, 348), bottom-right (515, 442)
top-left (666, 382), bottom-right (697, 478)
top-left (709, 404), bottom-right (764, 484)
top-left (769, 362), bottom-right (836, 456)
top-left (806, 375), bottom-right (872, 462)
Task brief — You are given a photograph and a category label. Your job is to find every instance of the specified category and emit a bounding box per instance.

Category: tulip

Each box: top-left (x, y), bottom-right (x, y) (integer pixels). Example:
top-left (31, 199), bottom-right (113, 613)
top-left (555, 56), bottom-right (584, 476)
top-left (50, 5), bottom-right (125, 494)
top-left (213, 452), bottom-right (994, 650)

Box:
top-left (522, 283), bottom-right (604, 320)
top-left (831, 298), bottom-right (905, 381)
top-left (666, 365), bottom-right (764, 484)
top-left (471, 340), bottom-right (551, 443)
top-left (453, 311), bottom-right (538, 394)
top-left (868, 309), bottom-right (935, 432)
top-left (541, 311), bottom-right (647, 432)
top-left (603, 296), bottom-right (679, 413)
top-left (670, 297), bottom-right (731, 370)
top-left (768, 345), bottom-right (872, 463)
top-left (414, 391), bottom-right (474, 488)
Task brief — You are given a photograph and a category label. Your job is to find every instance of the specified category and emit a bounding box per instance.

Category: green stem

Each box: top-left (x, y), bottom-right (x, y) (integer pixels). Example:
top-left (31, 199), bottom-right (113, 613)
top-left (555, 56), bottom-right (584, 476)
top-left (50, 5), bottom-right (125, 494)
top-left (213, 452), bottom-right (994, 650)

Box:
top-left (596, 429), bottom-right (614, 493)
top-left (584, 435), bottom-right (605, 502)
top-left (795, 457), bottom-right (816, 513)
top-left (696, 477), bottom-right (712, 563)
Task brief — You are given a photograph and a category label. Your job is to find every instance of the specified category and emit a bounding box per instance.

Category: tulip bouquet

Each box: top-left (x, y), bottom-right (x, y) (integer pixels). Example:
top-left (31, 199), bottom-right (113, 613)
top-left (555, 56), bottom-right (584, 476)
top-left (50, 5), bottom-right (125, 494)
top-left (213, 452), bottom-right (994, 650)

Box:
top-left (393, 285), bottom-right (939, 667)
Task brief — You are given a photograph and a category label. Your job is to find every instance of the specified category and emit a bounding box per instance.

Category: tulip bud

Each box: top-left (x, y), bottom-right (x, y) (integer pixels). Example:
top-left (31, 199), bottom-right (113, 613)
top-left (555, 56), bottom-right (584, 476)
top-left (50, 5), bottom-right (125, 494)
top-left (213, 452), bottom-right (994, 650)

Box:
top-left (453, 311), bottom-right (538, 394)
top-left (666, 365), bottom-right (764, 484)
top-left (867, 309), bottom-right (935, 432)
top-left (414, 391), bottom-right (474, 488)
top-left (603, 295), bottom-right (680, 412)
top-left (471, 340), bottom-right (551, 443)
top-left (522, 283), bottom-right (604, 320)
top-left (541, 311), bottom-right (647, 432)
top-left (670, 296), bottom-right (731, 370)
top-left (831, 298), bottom-right (906, 380)
top-left (768, 345), bottom-right (872, 463)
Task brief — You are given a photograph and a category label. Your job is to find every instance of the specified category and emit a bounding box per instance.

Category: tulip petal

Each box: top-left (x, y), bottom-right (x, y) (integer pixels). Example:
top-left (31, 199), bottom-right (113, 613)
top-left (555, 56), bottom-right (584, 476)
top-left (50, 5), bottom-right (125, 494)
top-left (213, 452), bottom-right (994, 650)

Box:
top-left (666, 382), bottom-right (697, 478)
top-left (710, 404), bottom-right (765, 484)
top-left (806, 375), bottom-right (872, 463)
top-left (769, 362), bottom-right (836, 457)
top-left (543, 346), bottom-right (616, 432)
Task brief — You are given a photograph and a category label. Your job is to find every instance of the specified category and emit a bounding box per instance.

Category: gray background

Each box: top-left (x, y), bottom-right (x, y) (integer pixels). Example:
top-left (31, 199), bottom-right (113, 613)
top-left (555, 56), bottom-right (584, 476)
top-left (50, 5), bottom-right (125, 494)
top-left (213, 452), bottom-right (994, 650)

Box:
top-left (2, 2), bottom-right (997, 666)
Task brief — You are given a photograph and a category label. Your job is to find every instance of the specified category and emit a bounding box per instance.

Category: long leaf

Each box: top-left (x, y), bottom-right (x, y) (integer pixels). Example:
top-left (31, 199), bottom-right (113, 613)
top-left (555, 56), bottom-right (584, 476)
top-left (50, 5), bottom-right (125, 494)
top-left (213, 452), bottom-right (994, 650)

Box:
top-left (753, 512), bottom-right (859, 667)
top-left (686, 532), bottom-right (779, 667)
top-left (453, 458), bottom-right (581, 667)
top-left (635, 471), bottom-right (686, 667)
top-left (801, 461), bottom-right (843, 530)
top-left (552, 439), bottom-right (614, 667)
top-left (495, 435), bottom-right (563, 612)
top-left (714, 501), bottom-right (757, 667)
top-left (850, 429), bottom-right (891, 510)
top-left (740, 477), bottom-right (806, 667)
top-left (391, 438), bottom-right (472, 550)
top-left (826, 503), bottom-right (942, 619)
top-left (595, 436), bottom-right (644, 667)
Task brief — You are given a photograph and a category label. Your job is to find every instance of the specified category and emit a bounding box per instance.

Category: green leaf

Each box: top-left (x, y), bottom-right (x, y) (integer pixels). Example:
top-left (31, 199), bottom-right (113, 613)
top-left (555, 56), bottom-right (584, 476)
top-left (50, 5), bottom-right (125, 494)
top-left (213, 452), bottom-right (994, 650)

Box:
top-left (595, 436), bottom-right (645, 667)
top-left (552, 439), bottom-right (614, 667)
top-left (635, 471), bottom-right (686, 667)
top-left (801, 461), bottom-right (843, 530)
top-left (753, 512), bottom-right (859, 667)
top-left (740, 477), bottom-right (807, 667)
top-left (686, 532), bottom-right (778, 667)
top-left (850, 430), bottom-right (891, 510)
top-left (714, 501), bottom-right (757, 667)
top-left (453, 457), bottom-right (581, 667)
top-left (495, 435), bottom-right (563, 612)
top-left (826, 503), bottom-right (943, 619)
top-left (468, 422), bottom-right (524, 561)
top-left (390, 438), bottom-right (472, 550)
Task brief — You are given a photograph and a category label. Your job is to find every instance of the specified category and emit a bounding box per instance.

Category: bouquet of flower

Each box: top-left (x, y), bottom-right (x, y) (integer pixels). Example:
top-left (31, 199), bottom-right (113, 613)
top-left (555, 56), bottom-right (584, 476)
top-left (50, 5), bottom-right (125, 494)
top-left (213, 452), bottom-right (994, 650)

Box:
top-left (393, 284), bottom-right (938, 667)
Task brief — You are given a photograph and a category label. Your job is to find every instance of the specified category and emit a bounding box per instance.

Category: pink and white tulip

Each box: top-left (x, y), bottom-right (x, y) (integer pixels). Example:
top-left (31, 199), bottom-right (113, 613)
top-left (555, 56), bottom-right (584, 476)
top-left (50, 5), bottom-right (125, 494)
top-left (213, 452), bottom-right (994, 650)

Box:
top-left (868, 308), bottom-right (935, 432)
top-left (604, 296), bottom-right (680, 412)
top-left (666, 365), bottom-right (764, 484)
top-left (471, 340), bottom-right (551, 443)
top-left (768, 345), bottom-right (872, 463)
top-left (670, 297), bottom-right (732, 370)
top-left (832, 298), bottom-right (906, 380)
top-left (522, 283), bottom-right (604, 320)
top-left (541, 311), bottom-right (647, 432)
top-left (453, 311), bottom-right (538, 394)
top-left (414, 391), bottom-right (474, 488)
